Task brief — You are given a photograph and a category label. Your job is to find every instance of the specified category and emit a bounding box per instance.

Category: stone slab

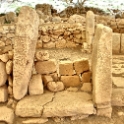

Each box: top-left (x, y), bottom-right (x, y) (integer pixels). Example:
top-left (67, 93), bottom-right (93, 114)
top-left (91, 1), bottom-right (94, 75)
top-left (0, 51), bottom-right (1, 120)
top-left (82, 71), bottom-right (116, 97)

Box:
top-left (42, 91), bottom-right (96, 117)
top-left (15, 92), bottom-right (54, 117)
top-left (112, 88), bottom-right (124, 106)
top-left (92, 24), bottom-right (112, 108)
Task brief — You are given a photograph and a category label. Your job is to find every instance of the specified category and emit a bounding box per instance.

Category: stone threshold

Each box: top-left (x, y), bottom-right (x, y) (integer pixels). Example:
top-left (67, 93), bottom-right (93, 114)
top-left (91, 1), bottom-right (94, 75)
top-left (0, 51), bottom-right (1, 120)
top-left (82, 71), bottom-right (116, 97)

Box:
top-left (15, 90), bottom-right (96, 118)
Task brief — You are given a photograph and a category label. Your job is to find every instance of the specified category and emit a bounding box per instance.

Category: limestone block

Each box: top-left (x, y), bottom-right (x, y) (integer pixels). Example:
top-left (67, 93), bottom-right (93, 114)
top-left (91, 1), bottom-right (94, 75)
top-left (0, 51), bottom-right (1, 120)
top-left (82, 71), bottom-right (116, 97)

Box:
top-left (43, 42), bottom-right (55, 48)
top-left (35, 59), bottom-right (57, 74)
top-left (121, 33), bottom-right (124, 53)
top-left (0, 85), bottom-right (8, 102)
top-left (13, 6), bottom-right (39, 100)
top-left (6, 60), bottom-right (13, 74)
top-left (81, 83), bottom-right (92, 92)
top-left (0, 53), bottom-right (9, 63)
top-left (74, 59), bottom-right (89, 74)
top-left (42, 91), bottom-right (96, 117)
top-left (112, 77), bottom-right (124, 88)
top-left (82, 71), bottom-right (91, 82)
top-left (0, 61), bottom-right (7, 86)
top-left (112, 33), bottom-right (121, 54)
top-left (42, 75), bottom-right (53, 86)
top-left (56, 39), bottom-right (66, 48)
top-left (16, 92), bottom-right (54, 117)
top-left (92, 24), bottom-right (112, 108)
top-left (35, 50), bottom-right (49, 61)
top-left (97, 107), bottom-right (112, 118)
top-left (29, 74), bottom-right (44, 95)
top-left (0, 106), bottom-right (14, 124)
top-left (61, 76), bottom-right (81, 87)
top-left (2, 45), bottom-right (12, 53)
top-left (47, 81), bottom-right (64, 92)
top-left (22, 118), bottom-right (48, 124)
top-left (112, 88), bottom-right (124, 106)
top-left (59, 61), bottom-right (74, 76)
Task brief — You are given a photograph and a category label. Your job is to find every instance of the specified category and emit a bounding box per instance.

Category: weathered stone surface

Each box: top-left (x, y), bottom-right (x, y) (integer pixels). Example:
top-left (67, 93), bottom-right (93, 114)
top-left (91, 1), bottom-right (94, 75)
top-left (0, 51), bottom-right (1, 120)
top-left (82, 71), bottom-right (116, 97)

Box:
top-left (112, 33), bottom-right (121, 54)
top-left (0, 61), bottom-right (7, 86)
top-left (35, 59), bottom-right (57, 74)
top-left (43, 75), bottom-right (53, 86)
top-left (121, 33), bottom-right (124, 53)
top-left (59, 61), bottom-right (74, 76)
top-left (92, 24), bottom-right (112, 108)
top-left (35, 50), bottom-right (49, 61)
top-left (8, 50), bottom-right (13, 60)
top-left (61, 76), bottom-right (81, 87)
top-left (86, 11), bottom-right (95, 50)
top-left (112, 76), bottom-right (124, 88)
top-left (22, 118), bottom-right (48, 124)
top-left (43, 42), bottom-right (55, 48)
top-left (112, 88), bottom-right (124, 106)
top-left (2, 45), bottom-right (12, 53)
top-left (41, 35), bottom-right (50, 43)
top-left (82, 71), bottom-right (91, 82)
top-left (81, 83), bottom-right (92, 92)
top-left (70, 114), bottom-right (89, 120)
top-left (56, 39), bottom-right (66, 48)
top-left (6, 60), bottom-right (13, 74)
top-left (47, 81), bottom-right (64, 92)
top-left (42, 91), bottom-right (96, 117)
top-left (29, 74), bottom-right (44, 95)
top-left (0, 85), bottom-right (8, 102)
top-left (16, 92), bottom-right (54, 117)
top-left (0, 106), bottom-right (14, 124)
top-left (74, 59), bottom-right (89, 74)
top-left (13, 6), bottom-right (39, 100)
top-left (97, 107), bottom-right (112, 118)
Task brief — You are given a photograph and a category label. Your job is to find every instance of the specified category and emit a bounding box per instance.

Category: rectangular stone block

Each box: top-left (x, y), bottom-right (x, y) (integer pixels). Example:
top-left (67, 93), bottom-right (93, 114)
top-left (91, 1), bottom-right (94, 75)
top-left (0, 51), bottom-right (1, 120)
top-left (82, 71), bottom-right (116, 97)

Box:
top-left (59, 61), bottom-right (74, 76)
top-left (74, 59), bottom-right (89, 74)
top-left (92, 24), bottom-right (112, 108)
top-left (61, 76), bottom-right (81, 87)
top-left (0, 85), bottom-right (8, 102)
top-left (112, 33), bottom-right (121, 54)
top-left (82, 71), bottom-right (91, 82)
top-left (42, 75), bottom-right (53, 86)
top-left (121, 33), bottom-right (124, 53)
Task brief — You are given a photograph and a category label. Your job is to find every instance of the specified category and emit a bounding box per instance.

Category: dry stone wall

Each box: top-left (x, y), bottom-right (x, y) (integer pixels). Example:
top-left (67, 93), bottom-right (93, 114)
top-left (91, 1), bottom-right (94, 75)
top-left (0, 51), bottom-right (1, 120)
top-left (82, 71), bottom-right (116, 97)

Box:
top-left (0, 6), bottom-right (123, 123)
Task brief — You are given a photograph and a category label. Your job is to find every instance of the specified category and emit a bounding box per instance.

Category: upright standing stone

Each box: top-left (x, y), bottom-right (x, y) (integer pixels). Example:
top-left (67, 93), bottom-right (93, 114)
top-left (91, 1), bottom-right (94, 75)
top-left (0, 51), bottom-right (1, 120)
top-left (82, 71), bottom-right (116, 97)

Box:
top-left (121, 33), bottom-right (124, 53)
top-left (85, 11), bottom-right (95, 52)
top-left (92, 24), bottom-right (112, 109)
top-left (13, 6), bottom-right (39, 100)
top-left (112, 33), bottom-right (121, 54)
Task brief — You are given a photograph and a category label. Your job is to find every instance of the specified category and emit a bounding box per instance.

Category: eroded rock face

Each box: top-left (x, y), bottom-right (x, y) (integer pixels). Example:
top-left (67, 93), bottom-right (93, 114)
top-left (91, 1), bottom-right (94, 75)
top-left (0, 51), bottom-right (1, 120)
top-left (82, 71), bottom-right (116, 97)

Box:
top-left (13, 6), bottom-right (39, 100)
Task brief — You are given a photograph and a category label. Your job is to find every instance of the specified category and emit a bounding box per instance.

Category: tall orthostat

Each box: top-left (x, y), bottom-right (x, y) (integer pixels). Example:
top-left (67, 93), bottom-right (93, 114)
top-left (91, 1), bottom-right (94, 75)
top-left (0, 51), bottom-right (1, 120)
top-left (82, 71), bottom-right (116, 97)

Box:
top-left (92, 24), bottom-right (112, 117)
top-left (13, 6), bottom-right (39, 100)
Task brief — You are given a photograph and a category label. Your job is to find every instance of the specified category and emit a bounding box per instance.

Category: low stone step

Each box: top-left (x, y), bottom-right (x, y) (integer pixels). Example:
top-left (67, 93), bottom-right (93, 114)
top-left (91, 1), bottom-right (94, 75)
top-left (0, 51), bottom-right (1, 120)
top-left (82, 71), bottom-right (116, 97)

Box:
top-left (16, 91), bottom-right (96, 118)
top-left (42, 91), bottom-right (96, 117)
top-left (112, 88), bottom-right (124, 106)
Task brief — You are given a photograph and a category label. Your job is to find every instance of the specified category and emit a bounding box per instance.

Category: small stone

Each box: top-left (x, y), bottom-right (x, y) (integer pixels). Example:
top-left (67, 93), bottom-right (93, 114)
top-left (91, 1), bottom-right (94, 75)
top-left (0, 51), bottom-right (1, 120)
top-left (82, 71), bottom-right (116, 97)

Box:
top-left (0, 85), bottom-right (8, 103)
top-left (35, 50), bottom-right (49, 61)
top-left (2, 45), bottom-right (12, 53)
top-left (82, 71), bottom-right (91, 82)
top-left (6, 60), bottom-right (13, 74)
top-left (81, 83), bottom-right (92, 92)
top-left (74, 59), bottom-right (89, 74)
top-left (0, 53), bottom-right (9, 63)
top-left (61, 76), bottom-right (81, 87)
top-left (47, 82), bottom-right (57, 92)
top-left (0, 106), bottom-right (14, 124)
top-left (42, 75), bottom-right (53, 86)
top-left (35, 59), bottom-right (57, 74)
top-left (118, 111), bottom-right (124, 116)
top-left (41, 35), bottom-right (50, 43)
top-left (8, 50), bottom-right (13, 60)
top-left (29, 74), bottom-right (44, 95)
top-left (59, 61), bottom-right (74, 76)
